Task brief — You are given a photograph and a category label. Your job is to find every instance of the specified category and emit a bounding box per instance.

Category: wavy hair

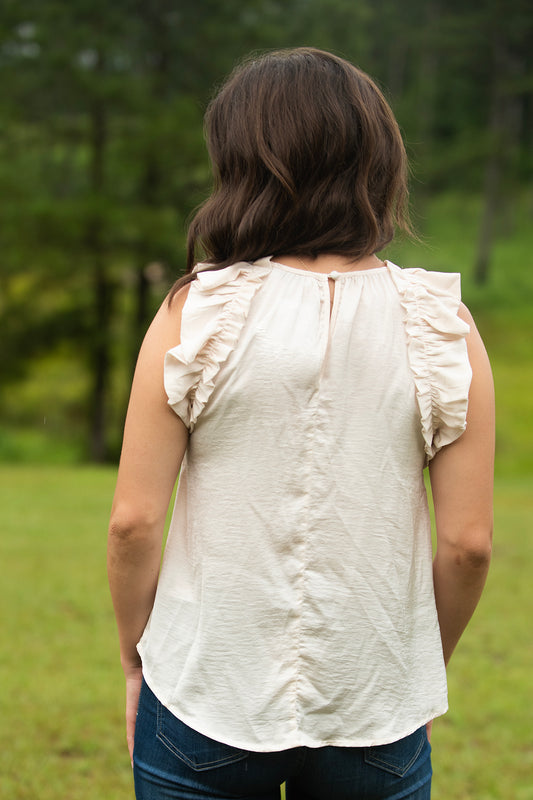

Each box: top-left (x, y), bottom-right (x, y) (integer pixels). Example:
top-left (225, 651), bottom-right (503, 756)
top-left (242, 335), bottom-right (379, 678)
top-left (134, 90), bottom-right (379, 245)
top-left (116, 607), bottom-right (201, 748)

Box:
top-left (171, 48), bottom-right (412, 296)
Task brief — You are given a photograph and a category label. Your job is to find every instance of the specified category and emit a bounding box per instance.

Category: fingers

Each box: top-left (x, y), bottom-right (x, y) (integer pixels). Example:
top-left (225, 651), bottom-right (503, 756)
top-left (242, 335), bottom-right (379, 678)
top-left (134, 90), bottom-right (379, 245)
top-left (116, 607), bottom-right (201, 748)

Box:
top-left (125, 669), bottom-right (143, 767)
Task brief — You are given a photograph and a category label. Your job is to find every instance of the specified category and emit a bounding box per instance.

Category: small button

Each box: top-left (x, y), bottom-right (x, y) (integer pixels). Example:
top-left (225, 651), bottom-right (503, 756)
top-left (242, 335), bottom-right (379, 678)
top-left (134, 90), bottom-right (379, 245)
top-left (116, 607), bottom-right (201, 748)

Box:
top-left (328, 271), bottom-right (340, 281)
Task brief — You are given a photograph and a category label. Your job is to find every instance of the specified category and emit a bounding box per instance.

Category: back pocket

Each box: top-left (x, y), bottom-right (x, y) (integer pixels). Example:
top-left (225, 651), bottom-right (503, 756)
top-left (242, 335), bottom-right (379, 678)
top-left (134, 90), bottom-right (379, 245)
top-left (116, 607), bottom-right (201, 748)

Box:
top-left (156, 700), bottom-right (249, 771)
top-left (364, 726), bottom-right (428, 777)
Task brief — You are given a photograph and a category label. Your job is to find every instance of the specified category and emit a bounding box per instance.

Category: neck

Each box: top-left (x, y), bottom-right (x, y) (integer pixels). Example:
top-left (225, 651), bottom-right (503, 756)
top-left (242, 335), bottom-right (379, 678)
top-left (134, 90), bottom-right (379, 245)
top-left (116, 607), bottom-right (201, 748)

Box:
top-left (275, 253), bottom-right (385, 274)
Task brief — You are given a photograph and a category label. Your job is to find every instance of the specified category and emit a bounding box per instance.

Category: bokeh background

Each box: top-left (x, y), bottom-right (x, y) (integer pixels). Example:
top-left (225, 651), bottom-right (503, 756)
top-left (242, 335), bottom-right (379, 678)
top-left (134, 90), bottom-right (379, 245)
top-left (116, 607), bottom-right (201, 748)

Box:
top-left (1, 1), bottom-right (532, 798)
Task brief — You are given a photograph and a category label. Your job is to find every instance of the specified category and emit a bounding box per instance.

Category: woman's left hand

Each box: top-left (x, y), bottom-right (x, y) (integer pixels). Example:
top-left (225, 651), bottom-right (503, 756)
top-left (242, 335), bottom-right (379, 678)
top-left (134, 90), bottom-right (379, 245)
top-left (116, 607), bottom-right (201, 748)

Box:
top-left (125, 665), bottom-right (144, 766)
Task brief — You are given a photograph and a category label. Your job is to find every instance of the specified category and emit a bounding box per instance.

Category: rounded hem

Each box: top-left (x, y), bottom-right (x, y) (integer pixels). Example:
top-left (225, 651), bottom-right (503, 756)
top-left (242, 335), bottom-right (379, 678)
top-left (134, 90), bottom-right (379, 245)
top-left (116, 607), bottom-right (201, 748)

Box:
top-left (139, 662), bottom-right (447, 754)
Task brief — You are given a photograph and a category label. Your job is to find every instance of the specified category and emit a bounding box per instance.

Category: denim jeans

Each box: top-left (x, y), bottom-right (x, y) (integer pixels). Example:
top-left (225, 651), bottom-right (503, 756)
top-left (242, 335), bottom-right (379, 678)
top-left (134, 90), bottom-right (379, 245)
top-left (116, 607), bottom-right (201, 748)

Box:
top-left (133, 679), bottom-right (432, 800)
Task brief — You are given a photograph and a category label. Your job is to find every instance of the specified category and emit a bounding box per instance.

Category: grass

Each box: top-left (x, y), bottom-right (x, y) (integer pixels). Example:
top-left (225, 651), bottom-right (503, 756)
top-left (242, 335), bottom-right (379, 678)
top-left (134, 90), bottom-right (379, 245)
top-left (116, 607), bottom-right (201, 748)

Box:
top-left (1, 466), bottom-right (532, 799)
top-left (0, 466), bottom-right (129, 799)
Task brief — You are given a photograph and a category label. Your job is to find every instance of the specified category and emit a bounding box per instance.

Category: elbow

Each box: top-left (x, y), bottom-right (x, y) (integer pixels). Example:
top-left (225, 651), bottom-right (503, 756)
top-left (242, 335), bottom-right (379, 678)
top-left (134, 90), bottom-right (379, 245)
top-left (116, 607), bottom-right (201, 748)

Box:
top-left (439, 525), bottom-right (493, 571)
top-left (108, 502), bottom-right (162, 543)
top-left (108, 515), bottom-right (138, 542)
top-left (455, 540), bottom-right (492, 570)
top-left (107, 506), bottom-right (163, 571)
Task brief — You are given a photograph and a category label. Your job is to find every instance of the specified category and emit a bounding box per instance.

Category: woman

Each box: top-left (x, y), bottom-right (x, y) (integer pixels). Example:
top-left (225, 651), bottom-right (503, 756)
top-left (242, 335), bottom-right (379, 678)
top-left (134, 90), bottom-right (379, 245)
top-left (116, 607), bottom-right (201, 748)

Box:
top-left (108, 48), bottom-right (494, 800)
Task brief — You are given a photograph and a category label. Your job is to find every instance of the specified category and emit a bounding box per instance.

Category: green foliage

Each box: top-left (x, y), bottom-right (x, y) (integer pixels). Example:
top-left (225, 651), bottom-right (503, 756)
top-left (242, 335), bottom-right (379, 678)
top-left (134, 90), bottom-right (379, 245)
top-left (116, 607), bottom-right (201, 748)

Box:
top-left (1, 7), bottom-right (531, 797)
top-left (0, 467), bottom-right (531, 798)
top-left (2, 189), bottom-right (531, 471)
top-left (384, 189), bottom-right (533, 477)
top-left (1, 0), bottom-right (532, 459)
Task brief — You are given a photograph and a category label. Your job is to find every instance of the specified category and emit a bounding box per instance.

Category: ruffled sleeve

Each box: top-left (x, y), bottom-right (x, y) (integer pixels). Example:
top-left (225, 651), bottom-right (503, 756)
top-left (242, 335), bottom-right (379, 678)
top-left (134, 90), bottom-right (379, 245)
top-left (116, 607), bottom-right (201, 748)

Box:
top-left (164, 262), bottom-right (269, 431)
top-left (387, 262), bottom-right (472, 461)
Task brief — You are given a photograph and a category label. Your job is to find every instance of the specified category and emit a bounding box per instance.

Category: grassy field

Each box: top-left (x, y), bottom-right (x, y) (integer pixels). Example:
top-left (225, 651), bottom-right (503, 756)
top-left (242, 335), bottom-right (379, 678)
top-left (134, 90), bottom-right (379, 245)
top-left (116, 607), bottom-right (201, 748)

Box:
top-left (0, 465), bottom-right (532, 799)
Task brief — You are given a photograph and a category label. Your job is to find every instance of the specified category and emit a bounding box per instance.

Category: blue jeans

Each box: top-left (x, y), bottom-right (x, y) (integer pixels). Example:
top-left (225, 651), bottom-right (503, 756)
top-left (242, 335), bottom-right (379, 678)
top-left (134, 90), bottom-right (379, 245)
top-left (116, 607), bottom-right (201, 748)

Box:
top-left (133, 679), bottom-right (432, 800)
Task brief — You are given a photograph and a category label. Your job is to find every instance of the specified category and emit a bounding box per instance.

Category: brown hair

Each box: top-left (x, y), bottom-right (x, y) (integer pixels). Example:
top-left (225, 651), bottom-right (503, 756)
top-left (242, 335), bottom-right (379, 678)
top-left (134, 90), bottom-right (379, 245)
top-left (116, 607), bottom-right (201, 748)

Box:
top-left (171, 47), bottom-right (412, 296)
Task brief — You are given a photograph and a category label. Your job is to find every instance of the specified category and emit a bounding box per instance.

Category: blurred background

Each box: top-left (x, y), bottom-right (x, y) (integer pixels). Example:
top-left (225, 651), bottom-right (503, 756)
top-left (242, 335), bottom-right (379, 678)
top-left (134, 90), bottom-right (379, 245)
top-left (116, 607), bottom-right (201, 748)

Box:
top-left (0, 0), bottom-right (531, 467)
top-left (1, 2), bottom-right (532, 799)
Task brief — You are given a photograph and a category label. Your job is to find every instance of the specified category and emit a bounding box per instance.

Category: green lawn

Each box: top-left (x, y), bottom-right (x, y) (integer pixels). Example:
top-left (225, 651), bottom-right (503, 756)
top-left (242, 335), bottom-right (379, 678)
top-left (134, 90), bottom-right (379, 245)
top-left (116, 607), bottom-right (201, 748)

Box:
top-left (1, 466), bottom-right (532, 799)
top-left (0, 466), bottom-right (129, 799)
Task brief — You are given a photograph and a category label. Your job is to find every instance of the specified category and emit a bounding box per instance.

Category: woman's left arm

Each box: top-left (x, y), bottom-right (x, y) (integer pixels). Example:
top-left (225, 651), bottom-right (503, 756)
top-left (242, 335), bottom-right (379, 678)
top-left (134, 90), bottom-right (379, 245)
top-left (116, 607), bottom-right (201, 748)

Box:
top-left (107, 286), bottom-right (190, 762)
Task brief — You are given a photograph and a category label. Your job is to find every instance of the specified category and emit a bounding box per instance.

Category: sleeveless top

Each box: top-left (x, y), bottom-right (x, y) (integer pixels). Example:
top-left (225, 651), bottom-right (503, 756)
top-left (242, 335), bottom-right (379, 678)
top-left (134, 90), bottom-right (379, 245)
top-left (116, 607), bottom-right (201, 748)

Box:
top-left (137, 257), bottom-right (472, 750)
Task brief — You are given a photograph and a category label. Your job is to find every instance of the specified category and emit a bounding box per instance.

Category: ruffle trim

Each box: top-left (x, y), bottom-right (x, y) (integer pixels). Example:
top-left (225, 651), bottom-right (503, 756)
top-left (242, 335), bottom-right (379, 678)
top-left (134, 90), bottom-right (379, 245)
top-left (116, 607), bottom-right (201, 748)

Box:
top-left (164, 263), bottom-right (270, 431)
top-left (386, 262), bottom-right (472, 461)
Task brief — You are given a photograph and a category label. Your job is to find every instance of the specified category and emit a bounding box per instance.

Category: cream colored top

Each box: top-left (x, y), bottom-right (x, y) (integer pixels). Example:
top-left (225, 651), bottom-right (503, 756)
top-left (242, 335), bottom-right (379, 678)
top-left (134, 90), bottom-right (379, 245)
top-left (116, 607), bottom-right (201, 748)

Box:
top-left (138, 257), bottom-right (472, 751)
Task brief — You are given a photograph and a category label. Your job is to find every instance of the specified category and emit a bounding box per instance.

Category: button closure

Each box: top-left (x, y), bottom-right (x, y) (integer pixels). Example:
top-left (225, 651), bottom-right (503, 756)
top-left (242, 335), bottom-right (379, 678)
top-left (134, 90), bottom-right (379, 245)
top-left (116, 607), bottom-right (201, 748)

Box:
top-left (328, 271), bottom-right (340, 281)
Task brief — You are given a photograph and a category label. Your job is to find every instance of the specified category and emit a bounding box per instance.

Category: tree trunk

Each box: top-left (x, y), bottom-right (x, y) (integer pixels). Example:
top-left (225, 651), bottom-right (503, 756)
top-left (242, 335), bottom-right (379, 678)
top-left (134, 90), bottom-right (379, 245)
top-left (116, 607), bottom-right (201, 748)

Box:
top-left (474, 37), bottom-right (511, 285)
top-left (90, 246), bottom-right (112, 462)
top-left (474, 141), bottom-right (503, 285)
top-left (130, 156), bottom-right (159, 377)
top-left (87, 56), bottom-right (112, 462)
top-left (129, 6), bottom-right (172, 377)
top-left (415, 0), bottom-right (440, 210)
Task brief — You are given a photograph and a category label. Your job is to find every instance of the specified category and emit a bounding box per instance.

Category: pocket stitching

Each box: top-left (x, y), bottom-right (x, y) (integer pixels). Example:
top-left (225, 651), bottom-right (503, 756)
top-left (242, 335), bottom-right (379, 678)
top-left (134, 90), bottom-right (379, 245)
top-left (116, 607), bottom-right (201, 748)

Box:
top-left (364, 729), bottom-right (426, 777)
top-left (155, 700), bottom-right (249, 771)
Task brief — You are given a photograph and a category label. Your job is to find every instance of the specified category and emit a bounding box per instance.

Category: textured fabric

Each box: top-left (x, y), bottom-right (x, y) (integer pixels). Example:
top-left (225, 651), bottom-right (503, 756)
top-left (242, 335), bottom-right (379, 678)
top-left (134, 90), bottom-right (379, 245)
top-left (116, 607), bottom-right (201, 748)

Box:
top-left (138, 258), bottom-right (472, 752)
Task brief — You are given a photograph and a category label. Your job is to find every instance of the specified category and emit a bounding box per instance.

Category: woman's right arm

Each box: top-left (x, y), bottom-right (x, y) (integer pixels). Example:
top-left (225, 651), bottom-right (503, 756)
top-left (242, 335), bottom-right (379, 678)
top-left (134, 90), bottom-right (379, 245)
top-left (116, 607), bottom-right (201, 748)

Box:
top-left (429, 304), bottom-right (495, 667)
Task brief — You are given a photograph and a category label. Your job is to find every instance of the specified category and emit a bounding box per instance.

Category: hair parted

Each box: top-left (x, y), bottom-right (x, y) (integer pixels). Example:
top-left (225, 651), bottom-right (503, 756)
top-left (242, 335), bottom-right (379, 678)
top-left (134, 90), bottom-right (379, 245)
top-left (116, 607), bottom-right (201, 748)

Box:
top-left (171, 47), bottom-right (413, 296)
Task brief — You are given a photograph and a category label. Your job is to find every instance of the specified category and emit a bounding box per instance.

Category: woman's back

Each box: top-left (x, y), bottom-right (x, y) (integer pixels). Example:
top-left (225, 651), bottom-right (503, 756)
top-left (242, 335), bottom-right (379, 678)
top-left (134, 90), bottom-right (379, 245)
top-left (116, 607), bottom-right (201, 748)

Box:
top-left (138, 257), bottom-right (471, 750)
